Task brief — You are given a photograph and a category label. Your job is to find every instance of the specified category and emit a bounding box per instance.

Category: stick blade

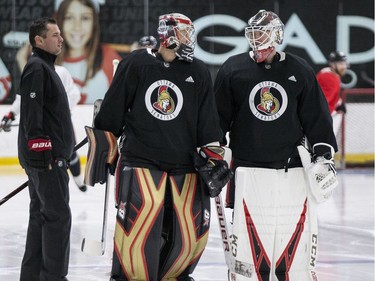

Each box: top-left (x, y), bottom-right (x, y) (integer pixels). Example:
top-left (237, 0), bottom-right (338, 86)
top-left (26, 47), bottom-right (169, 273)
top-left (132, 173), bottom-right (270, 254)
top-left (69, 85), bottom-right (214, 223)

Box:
top-left (81, 238), bottom-right (104, 256)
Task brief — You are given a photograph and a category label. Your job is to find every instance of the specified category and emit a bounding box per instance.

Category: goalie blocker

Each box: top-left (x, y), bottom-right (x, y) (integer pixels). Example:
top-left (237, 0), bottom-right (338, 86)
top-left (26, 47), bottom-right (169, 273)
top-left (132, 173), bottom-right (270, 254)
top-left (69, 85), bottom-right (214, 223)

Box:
top-left (84, 126), bottom-right (119, 186)
top-left (192, 146), bottom-right (233, 197)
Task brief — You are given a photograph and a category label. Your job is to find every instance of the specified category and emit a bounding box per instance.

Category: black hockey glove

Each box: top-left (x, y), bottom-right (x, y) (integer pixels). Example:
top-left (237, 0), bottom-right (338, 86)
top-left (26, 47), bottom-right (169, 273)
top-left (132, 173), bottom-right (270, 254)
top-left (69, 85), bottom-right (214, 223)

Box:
top-left (1, 111), bottom-right (15, 132)
top-left (192, 146), bottom-right (233, 198)
top-left (27, 136), bottom-right (53, 172)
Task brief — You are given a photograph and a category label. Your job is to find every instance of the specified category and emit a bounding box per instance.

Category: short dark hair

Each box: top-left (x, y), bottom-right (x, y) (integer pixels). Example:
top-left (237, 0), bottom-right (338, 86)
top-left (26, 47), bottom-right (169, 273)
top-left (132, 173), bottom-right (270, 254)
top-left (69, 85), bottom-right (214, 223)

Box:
top-left (29, 17), bottom-right (57, 47)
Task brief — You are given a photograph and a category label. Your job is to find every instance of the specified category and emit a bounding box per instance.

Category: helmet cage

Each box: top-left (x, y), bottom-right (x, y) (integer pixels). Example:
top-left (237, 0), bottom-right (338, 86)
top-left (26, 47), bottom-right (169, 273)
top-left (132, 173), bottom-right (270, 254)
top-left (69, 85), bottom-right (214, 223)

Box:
top-left (157, 13), bottom-right (196, 51)
top-left (245, 10), bottom-right (284, 51)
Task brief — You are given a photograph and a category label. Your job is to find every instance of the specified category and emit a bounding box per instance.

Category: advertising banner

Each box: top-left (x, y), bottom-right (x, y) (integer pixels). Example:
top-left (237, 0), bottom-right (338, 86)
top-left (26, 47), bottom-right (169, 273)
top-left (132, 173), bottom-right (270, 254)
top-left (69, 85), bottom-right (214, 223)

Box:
top-left (0, 0), bottom-right (373, 104)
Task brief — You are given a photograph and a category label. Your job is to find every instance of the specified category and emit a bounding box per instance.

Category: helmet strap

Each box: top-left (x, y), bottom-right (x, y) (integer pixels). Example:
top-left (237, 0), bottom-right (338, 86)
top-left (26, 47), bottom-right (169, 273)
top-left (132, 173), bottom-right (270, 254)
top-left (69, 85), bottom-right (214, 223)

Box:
top-left (166, 43), bottom-right (177, 49)
top-left (176, 43), bottom-right (194, 62)
top-left (252, 47), bottom-right (275, 63)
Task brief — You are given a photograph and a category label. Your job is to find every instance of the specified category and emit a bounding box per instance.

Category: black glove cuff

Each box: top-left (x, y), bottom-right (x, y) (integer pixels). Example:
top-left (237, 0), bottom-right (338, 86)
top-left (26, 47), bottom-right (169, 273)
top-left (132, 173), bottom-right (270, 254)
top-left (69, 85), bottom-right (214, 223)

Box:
top-left (28, 149), bottom-right (53, 171)
top-left (313, 143), bottom-right (334, 160)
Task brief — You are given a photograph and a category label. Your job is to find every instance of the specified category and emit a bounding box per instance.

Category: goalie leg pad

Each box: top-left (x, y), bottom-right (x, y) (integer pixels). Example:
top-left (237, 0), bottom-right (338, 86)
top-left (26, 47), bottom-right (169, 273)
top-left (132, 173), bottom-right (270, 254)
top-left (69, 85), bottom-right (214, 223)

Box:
top-left (158, 172), bottom-right (210, 280)
top-left (111, 168), bottom-right (210, 280)
top-left (84, 126), bottom-right (118, 186)
top-left (112, 167), bottom-right (166, 280)
top-left (231, 167), bottom-right (318, 280)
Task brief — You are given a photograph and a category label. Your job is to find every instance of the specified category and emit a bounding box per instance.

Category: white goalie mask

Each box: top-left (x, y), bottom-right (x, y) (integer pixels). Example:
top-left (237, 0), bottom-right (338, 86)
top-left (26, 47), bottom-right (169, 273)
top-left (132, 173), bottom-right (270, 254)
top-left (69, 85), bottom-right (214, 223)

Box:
top-left (157, 13), bottom-right (196, 62)
top-left (245, 10), bottom-right (284, 63)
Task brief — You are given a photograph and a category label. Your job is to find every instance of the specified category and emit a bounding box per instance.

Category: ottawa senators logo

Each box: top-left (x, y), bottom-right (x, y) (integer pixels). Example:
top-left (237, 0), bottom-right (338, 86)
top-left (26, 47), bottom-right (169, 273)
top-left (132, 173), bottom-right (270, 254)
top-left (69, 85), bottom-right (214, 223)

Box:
top-left (153, 85), bottom-right (175, 114)
top-left (145, 80), bottom-right (183, 121)
top-left (256, 87), bottom-right (280, 114)
top-left (249, 81), bottom-right (288, 121)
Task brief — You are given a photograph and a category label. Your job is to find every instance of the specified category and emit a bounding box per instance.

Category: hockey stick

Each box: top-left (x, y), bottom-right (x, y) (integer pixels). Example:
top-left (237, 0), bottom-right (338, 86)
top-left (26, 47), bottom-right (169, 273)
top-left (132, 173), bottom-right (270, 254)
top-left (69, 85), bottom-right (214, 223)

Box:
top-left (214, 147), bottom-right (236, 273)
top-left (215, 148), bottom-right (253, 279)
top-left (0, 137), bottom-right (88, 206)
top-left (214, 194), bottom-right (236, 273)
top-left (112, 59), bottom-right (119, 75)
top-left (0, 123), bottom-right (19, 132)
top-left (81, 168), bottom-right (111, 256)
top-left (0, 181), bottom-right (28, 206)
top-left (80, 62), bottom-right (117, 256)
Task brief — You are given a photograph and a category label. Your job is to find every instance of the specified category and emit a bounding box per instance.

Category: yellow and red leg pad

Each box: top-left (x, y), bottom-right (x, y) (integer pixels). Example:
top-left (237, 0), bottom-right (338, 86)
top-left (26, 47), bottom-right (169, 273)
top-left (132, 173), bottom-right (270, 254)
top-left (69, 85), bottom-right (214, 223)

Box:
top-left (111, 167), bottom-right (211, 281)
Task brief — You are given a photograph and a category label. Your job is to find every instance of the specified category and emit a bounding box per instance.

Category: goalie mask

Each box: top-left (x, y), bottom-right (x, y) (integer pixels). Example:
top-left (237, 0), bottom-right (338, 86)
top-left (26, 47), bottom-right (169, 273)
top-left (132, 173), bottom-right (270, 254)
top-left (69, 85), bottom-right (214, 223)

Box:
top-left (245, 10), bottom-right (284, 63)
top-left (157, 13), bottom-right (196, 62)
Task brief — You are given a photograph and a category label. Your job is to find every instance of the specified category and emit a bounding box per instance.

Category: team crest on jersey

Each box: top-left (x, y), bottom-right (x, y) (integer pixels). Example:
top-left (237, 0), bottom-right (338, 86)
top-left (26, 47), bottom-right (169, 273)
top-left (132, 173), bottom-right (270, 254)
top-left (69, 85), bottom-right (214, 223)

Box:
top-left (249, 81), bottom-right (288, 121)
top-left (145, 80), bottom-right (183, 121)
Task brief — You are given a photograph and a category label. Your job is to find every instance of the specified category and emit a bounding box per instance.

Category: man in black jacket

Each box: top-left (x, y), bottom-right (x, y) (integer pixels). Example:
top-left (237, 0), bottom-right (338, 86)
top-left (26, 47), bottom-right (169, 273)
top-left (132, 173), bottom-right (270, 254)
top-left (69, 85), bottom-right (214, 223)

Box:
top-left (18, 17), bottom-right (74, 281)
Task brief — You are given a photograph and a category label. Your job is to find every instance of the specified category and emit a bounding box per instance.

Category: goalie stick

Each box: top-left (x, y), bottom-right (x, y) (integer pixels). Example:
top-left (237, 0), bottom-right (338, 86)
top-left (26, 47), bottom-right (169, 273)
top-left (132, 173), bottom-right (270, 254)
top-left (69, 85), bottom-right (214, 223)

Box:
top-left (214, 148), bottom-right (252, 279)
top-left (81, 167), bottom-right (111, 256)
top-left (81, 59), bottom-right (119, 256)
top-left (80, 99), bottom-right (108, 256)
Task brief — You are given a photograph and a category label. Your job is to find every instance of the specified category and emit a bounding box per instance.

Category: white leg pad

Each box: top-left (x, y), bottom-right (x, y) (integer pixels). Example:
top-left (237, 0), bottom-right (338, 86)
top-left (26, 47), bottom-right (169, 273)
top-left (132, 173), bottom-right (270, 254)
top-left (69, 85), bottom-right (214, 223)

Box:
top-left (230, 167), bottom-right (319, 281)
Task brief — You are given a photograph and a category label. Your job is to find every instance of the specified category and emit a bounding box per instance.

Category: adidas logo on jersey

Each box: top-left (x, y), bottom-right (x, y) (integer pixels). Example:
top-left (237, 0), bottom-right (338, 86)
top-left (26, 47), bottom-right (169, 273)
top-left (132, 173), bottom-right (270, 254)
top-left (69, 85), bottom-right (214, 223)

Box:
top-left (288, 75), bottom-right (297, 82)
top-left (185, 76), bottom-right (194, 83)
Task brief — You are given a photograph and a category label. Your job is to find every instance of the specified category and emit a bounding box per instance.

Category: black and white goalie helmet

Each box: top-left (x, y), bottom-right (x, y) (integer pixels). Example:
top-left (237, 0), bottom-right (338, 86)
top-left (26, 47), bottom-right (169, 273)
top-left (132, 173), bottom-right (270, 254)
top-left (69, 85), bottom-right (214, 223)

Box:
top-left (245, 10), bottom-right (284, 63)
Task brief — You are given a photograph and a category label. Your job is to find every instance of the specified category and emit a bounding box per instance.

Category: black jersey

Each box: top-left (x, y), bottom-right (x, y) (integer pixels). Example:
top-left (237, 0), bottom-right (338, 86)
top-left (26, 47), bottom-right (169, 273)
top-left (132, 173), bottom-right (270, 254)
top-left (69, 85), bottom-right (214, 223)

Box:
top-left (214, 51), bottom-right (337, 164)
top-left (18, 47), bottom-right (74, 169)
top-left (95, 49), bottom-right (223, 166)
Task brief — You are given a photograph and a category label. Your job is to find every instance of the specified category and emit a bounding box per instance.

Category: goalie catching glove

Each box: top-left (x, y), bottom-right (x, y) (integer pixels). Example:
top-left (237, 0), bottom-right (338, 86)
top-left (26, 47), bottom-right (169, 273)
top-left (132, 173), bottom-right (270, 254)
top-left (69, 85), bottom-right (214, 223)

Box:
top-left (84, 126), bottom-right (118, 186)
top-left (192, 146), bottom-right (233, 198)
top-left (297, 143), bottom-right (338, 203)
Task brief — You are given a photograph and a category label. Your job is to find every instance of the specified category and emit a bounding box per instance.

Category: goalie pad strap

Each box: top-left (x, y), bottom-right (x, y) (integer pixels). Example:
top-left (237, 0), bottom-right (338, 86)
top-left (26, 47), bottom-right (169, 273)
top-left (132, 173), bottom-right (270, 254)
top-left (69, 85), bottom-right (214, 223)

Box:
top-left (84, 126), bottom-right (118, 186)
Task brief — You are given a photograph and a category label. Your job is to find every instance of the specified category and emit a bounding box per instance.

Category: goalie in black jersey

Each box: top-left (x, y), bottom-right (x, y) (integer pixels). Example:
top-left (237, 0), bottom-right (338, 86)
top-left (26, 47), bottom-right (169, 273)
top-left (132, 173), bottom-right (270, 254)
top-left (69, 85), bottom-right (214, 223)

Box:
top-left (214, 10), bottom-right (338, 281)
top-left (94, 12), bottom-right (232, 281)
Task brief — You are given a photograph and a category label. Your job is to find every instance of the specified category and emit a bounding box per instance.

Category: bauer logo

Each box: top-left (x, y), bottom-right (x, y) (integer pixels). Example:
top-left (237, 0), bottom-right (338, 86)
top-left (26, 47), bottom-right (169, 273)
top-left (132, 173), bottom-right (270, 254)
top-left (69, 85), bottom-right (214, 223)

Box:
top-left (31, 142), bottom-right (51, 149)
top-left (145, 80), bottom-right (183, 121)
top-left (249, 81), bottom-right (288, 121)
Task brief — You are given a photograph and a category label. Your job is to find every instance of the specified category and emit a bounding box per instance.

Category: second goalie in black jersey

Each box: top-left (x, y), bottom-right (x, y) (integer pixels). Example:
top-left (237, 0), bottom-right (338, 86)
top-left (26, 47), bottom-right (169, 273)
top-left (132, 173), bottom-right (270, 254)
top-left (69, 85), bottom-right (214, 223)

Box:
top-left (94, 12), bottom-right (231, 281)
top-left (214, 10), bottom-right (338, 281)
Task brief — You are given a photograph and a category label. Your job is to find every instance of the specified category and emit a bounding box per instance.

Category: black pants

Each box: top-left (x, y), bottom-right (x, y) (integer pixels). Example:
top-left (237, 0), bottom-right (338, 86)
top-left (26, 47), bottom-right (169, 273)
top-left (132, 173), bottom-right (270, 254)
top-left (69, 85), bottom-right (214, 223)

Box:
top-left (20, 160), bottom-right (71, 281)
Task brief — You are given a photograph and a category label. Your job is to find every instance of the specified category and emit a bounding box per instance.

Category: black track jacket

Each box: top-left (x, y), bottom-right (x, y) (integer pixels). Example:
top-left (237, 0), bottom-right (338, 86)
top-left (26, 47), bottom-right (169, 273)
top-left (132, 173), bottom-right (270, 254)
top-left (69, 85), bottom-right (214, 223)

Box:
top-left (18, 47), bottom-right (74, 169)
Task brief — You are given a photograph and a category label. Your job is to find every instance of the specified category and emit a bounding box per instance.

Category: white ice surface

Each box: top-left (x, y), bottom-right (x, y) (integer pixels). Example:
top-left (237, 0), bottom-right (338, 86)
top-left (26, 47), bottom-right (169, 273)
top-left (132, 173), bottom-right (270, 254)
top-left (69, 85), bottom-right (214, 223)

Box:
top-left (0, 168), bottom-right (373, 281)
